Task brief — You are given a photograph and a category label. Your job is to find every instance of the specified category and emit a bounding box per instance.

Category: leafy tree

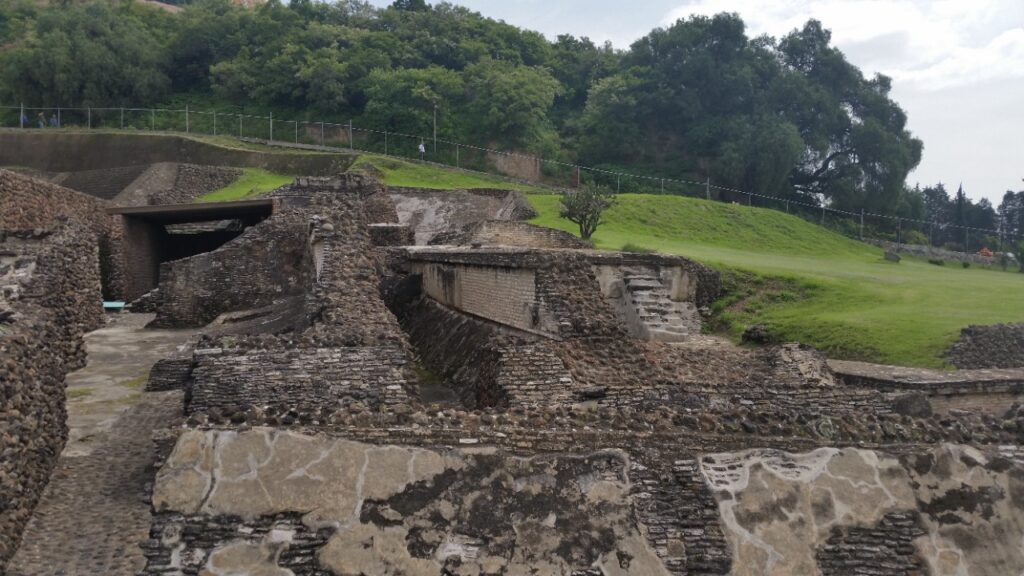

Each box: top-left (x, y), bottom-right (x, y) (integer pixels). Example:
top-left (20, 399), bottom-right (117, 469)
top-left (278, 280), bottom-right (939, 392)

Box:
top-left (362, 66), bottom-right (463, 136)
top-left (391, 0), bottom-right (429, 12)
top-left (462, 58), bottom-right (562, 151)
top-left (560, 186), bottom-right (615, 239)
top-left (0, 3), bottom-right (173, 106)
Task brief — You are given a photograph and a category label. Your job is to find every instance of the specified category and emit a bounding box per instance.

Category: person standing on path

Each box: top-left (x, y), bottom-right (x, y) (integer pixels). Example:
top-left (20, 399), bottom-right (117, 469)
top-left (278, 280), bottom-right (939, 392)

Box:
top-left (418, 141), bottom-right (426, 161)
top-left (37, 112), bottom-right (45, 128)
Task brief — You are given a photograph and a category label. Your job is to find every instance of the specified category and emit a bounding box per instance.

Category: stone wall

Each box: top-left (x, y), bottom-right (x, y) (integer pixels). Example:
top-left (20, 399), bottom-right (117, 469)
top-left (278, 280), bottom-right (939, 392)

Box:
top-left (147, 429), bottom-right (670, 576)
top-left (182, 176), bottom-right (420, 418)
top-left (948, 323), bottom-right (1024, 369)
top-left (0, 225), bottom-right (102, 569)
top-left (413, 261), bottom-right (555, 336)
top-left (54, 164), bottom-right (150, 200)
top-left (701, 444), bottom-right (1024, 575)
top-left (0, 169), bottom-right (125, 299)
top-left (187, 345), bottom-right (412, 417)
top-left (430, 220), bottom-right (592, 249)
top-left (399, 297), bottom-right (573, 408)
top-left (151, 211), bottom-right (310, 328)
top-left (0, 131), bottom-right (356, 175)
top-left (390, 188), bottom-right (537, 244)
top-left (150, 164), bottom-right (242, 205)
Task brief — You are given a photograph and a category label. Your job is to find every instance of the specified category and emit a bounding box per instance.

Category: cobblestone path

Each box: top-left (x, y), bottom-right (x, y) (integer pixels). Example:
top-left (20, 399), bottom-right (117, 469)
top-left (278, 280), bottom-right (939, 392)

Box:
top-left (6, 392), bottom-right (183, 575)
top-left (8, 314), bottom-right (194, 575)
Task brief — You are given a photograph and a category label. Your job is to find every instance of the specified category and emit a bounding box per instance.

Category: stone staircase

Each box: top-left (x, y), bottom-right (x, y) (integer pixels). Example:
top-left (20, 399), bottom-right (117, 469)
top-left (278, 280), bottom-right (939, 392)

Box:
top-left (621, 271), bottom-right (701, 342)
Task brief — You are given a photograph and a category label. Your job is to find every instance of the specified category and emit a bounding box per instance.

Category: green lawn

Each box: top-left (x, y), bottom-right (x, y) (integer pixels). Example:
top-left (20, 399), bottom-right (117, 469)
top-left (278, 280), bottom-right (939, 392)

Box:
top-left (196, 168), bottom-right (293, 202)
top-left (350, 154), bottom-right (550, 193)
top-left (529, 193), bottom-right (1024, 368)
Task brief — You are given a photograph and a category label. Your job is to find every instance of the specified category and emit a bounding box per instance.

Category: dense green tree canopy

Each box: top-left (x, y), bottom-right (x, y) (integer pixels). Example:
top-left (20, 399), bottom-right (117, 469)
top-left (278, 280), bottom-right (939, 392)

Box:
top-left (0, 0), bottom-right (977, 217)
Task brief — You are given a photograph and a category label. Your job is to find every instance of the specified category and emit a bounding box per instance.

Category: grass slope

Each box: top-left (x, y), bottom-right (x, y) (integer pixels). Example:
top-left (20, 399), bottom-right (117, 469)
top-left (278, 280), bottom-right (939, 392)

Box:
top-left (350, 154), bottom-right (550, 193)
top-left (196, 168), bottom-right (293, 202)
top-left (529, 193), bottom-right (1024, 368)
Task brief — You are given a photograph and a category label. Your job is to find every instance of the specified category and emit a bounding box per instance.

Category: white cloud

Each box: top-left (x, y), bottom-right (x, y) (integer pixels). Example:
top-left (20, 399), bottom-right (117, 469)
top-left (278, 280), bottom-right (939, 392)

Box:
top-left (662, 0), bottom-right (1024, 90)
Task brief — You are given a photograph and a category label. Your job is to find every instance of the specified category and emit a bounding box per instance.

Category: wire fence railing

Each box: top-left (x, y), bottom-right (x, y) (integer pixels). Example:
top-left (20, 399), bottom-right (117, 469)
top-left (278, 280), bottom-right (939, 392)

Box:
top-left (2, 103), bottom-right (1018, 262)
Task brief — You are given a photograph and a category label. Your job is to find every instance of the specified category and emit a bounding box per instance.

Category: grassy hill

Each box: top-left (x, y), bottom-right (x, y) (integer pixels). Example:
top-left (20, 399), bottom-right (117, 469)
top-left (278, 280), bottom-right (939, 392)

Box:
top-left (528, 193), bottom-right (1024, 368)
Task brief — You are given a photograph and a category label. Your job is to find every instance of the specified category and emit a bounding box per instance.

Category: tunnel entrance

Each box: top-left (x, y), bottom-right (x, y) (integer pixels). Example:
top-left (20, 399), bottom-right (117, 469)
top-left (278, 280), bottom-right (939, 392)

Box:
top-left (108, 199), bottom-right (278, 301)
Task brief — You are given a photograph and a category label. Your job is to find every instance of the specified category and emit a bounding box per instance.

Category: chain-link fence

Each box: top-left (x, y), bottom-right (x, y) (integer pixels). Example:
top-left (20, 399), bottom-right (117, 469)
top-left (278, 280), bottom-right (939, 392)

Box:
top-left (1, 103), bottom-right (1018, 261)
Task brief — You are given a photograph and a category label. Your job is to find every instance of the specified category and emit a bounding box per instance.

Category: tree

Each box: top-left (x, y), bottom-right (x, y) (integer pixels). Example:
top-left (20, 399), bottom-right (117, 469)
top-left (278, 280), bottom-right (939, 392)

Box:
top-left (559, 186), bottom-right (615, 239)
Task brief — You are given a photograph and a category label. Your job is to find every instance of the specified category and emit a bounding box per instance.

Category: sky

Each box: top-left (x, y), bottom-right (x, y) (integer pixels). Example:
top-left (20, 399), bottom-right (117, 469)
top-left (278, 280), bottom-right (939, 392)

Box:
top-left (367, 0), bottom-right (1024, 203)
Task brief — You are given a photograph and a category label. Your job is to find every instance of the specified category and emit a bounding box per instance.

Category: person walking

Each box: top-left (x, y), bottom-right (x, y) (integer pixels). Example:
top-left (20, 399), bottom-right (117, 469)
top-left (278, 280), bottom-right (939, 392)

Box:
top-left (20, 111), bottom-right (28, 128)
top-left (36, 112), bottom-right (45, 129)
top-left (50, 113), bottom-right (58, 128)
top-left (418, 141), bottom-right (426, 161)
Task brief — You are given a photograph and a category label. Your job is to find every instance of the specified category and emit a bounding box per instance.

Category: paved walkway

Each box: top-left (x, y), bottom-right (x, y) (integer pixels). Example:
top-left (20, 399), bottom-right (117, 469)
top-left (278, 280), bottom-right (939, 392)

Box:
top-left (7, 314), bottom-right (196, 575)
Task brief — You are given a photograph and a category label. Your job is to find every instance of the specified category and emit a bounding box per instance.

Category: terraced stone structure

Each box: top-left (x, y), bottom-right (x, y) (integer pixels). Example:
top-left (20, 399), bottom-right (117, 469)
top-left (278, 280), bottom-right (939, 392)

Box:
top-left (5, 165), bottom-right (1024, 575)
top-left (129, 174), bottom-right (1024, 576)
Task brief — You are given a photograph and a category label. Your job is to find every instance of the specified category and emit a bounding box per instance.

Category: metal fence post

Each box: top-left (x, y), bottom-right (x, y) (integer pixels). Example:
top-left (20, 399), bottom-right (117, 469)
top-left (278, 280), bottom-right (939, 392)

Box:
top-left (617, 174), bottom-right (620, 193)
top-left (897, 219), bottom-right (902, 248)
top-left (786, 200), bottom-right (790, 214)
top-left (56, 107), bottom-right (60, 128)
top-left (19, 103), bottom-right (24, 128)
top-left (455, 144), bottom-right (460, 168)
top-left (294, 120), bottom-right (297, 143)
top-left (820, 205), bottom-right (825, 226)
top-left (705, 176), bottom-right (710, 200)
top-left (269, 112), bottom-right (273, 141)
top-left (151, 108), bottom-right (155, 131)
top-left (87, 107), bottom-right (91, 129)
top-left (239, 114), bottom-right (242, 138)
top-left (319, 121), bottom-right (324, 146)
top-left (660, 179), bottom-right (664, 194)
top-left (185, 105), bottom-right (189, 133)
top-left (120, 107), bottom-right (124, 130)
top-left (860, 209), bottom-right (864, 240)
top-left (213, 111), bottom-right (217, 136)
top-left (348, 120), bottom-right (353, 150)
top-left (384, 131), bottom-right (388, 155)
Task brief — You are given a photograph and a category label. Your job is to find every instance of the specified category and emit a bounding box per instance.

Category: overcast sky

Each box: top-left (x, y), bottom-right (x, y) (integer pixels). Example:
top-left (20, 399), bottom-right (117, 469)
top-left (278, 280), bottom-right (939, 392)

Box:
top-left (368, 0), bottom-right (1024, 203)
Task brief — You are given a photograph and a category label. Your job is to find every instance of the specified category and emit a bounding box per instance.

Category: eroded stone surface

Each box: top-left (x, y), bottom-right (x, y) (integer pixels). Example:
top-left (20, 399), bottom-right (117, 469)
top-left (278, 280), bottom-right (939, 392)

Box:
top-left (153, 430), bottom-right (665, 575)
top-left (701, 444), bottom-right (1024, 576)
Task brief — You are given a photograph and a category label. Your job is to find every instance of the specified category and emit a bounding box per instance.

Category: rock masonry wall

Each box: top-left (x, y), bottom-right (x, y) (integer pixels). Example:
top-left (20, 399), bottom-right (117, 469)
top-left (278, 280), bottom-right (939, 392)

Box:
top-left (0, 169), bottom-right (125, 299)
top-left (183, 175), bottom-right (419, 421)
top-left (0, 225), bottom-right (103, 569)
top-left (147, 164), bottom-right (242, 205)
top-left (948, 323), bottom-right (1024, 369)
top-left (430, 220), bottom-right (592, 249)
top-left (151, 210), bottom-right (311, 328)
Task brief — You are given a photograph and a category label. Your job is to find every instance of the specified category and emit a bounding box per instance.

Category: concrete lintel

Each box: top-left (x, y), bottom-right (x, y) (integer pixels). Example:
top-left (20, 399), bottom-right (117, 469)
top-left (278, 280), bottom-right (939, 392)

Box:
top-left (107, 199), bottom-right (277, 224)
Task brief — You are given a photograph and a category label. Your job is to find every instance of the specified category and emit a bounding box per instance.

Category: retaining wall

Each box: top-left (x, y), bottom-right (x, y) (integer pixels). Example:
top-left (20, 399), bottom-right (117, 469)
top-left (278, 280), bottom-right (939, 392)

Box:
top-left (0, 226), bottom-right (102, 569)
top-left (0, 169), bottom-right (125, 299)
top-left (0, 131), bottom-right (355, 175)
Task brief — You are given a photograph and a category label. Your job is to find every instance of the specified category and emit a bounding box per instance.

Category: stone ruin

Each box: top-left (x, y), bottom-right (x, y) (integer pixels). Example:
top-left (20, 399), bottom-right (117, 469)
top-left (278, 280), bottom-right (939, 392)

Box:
top-left (0, 225), bottom-right (104, 565)
top-left (5, 167), bottom-right (1024, 575)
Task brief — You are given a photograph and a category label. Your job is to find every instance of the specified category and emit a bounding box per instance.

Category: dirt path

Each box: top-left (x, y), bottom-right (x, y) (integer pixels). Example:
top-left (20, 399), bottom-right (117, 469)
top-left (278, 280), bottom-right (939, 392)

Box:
top-left (7, 314), bottom-right (196, 575)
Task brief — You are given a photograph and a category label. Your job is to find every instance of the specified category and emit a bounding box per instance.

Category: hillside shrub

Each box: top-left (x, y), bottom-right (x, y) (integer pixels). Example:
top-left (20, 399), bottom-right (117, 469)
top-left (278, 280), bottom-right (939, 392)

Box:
top-left (928, 259), bottom-right (945, 266)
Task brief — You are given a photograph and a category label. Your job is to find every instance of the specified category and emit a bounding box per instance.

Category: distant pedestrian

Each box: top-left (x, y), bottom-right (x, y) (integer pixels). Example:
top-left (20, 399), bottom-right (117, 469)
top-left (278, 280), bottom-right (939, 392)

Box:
top-left (37, 112), bottom-right (45, 129)
top-left (50, 113), bottom-right (58, 128)
top-left (418, 141), bottom-right (426, 161)
top-left (20, 112), bottom-right (28, 128)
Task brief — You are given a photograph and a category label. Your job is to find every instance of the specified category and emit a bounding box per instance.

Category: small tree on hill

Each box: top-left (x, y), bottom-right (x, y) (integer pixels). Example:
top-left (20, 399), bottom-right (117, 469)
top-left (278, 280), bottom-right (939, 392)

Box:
top-left (559, 186), bottom-right (615, 240)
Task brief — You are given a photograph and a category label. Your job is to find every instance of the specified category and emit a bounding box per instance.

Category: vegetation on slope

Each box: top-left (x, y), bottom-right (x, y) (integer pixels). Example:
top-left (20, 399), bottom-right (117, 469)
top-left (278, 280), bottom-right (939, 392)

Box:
top-left (350, 155), bottom-right (549, 193)
top-left (196, 168), bottom-right (292, 202)
top-left (529, 193), bottom-right (1024, 368)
